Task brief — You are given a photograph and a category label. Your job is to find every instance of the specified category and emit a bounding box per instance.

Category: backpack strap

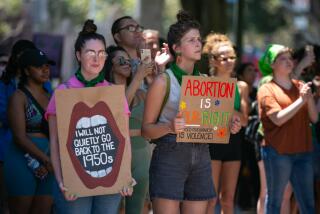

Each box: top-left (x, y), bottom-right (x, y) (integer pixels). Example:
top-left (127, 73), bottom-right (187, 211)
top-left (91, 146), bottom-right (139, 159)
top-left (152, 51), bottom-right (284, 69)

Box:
top-left (158, 71), bottom-right (170, 120)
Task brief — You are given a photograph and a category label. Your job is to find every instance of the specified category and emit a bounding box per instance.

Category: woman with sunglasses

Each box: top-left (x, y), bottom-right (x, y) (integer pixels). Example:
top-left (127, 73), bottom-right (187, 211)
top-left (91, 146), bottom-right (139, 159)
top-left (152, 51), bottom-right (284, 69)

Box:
top-left (142, 11), bottom-right (241, 214)
top-left (105, 45), bottom-right (153, 214)
top-left (46, 20), bottom-right (133, 214)
top-left (203, 33), bottom-right (249, 214)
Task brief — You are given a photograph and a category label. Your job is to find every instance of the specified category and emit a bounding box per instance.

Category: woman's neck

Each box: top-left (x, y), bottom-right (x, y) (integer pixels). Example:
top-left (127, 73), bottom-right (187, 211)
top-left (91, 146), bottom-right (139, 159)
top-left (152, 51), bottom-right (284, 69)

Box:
top-left (81, 69), bottom-right (99, 81)
top-left (113, 73), bottom-right (127, 86)
top-left (273, 73), bottom-right (292, 89)
top-left (215, 69), bottom-right (231, 78)
top-left (123, 46), bottom-right (138, 60)
top-left (176, 59), bottom-right (195, 75)
top-left (25, 81), bottom-right (45, 92)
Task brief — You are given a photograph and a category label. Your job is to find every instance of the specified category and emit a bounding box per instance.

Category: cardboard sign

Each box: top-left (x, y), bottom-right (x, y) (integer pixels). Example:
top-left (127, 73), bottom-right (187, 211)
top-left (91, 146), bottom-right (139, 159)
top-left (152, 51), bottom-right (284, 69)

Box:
top-left (55, 85), bottom-right (131, 197)
top-left (177, 76), bottom-right (237, 144)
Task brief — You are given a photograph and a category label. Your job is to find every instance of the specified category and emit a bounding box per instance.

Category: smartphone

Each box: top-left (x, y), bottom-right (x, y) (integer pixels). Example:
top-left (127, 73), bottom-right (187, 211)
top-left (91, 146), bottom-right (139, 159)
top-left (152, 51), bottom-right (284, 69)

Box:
top-left (140, 49), bottom-right (152, 64)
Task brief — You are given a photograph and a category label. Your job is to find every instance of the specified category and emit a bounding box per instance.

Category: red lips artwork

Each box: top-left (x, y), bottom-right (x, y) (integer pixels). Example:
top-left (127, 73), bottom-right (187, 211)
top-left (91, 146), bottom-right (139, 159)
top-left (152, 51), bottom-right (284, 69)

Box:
top-left (66, 101), bottom-right (125, 189)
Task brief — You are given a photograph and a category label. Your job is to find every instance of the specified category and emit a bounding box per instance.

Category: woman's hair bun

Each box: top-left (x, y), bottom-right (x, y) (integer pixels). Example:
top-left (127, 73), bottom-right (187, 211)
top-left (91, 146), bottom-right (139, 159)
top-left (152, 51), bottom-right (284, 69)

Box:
top-left (80, 19), bottom-right (97, 35)
top-left (176, 10), bottom-right (194, 23)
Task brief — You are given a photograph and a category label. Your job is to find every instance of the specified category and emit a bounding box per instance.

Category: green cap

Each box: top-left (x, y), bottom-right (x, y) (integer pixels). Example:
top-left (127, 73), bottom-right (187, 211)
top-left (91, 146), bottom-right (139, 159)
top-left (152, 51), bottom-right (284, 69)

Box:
top-left (259, 44), bottom-right (287, 76)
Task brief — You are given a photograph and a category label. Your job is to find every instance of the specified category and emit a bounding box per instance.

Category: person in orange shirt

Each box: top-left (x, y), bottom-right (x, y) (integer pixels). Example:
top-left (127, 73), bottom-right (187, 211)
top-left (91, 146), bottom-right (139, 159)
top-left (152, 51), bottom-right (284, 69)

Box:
top-left (257, 44), bottom-right (318, 214)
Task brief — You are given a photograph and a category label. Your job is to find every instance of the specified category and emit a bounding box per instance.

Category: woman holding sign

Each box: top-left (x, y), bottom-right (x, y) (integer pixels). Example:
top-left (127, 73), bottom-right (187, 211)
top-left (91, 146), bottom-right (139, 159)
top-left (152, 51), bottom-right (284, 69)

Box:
top-left (257, 44), bottom-right (317, 213)
top-left (142, 11), bottom-right (241, 214)
top-left (46, 20), bottom-right (133, 214)
top-left (202, 33), bottom-right (250, 214)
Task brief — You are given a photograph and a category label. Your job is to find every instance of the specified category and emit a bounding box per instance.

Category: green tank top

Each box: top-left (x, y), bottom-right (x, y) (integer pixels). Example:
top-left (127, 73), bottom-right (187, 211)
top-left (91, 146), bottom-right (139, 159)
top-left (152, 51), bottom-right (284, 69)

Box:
top-left (234, 84), bottom-right (241, 111)
top-left (129, 100), bottom-right (148, 150)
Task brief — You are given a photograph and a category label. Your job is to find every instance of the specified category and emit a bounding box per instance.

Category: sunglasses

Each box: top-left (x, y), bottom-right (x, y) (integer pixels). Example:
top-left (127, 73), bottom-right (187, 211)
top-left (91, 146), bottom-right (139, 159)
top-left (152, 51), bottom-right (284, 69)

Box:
top-left (84, 50), bottom-right (107, 59)
top-left (114, 56), bottom-right (131, 66)
top-left (117, 25), bottom-right (144, 33)
top-left (209, 54), bottom-right (236, 62)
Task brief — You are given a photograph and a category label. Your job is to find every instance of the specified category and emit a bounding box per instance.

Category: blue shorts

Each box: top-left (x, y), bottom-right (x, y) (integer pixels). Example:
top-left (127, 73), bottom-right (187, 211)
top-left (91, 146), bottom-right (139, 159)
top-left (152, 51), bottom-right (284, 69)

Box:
top-left (149, 134), bottom-right (215, 201)
top-left (4, 137), bottom-right (53, 196)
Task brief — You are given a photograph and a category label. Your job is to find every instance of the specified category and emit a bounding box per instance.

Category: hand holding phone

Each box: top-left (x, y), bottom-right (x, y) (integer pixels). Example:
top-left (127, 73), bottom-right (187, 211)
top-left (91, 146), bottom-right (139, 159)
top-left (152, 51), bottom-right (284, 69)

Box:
top-left (140, 49), bottom-right (152, 64)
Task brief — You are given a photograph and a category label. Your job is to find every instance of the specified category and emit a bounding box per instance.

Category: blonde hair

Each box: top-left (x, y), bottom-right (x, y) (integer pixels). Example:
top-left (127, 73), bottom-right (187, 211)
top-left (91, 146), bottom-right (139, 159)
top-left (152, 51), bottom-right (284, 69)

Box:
top-left (202, 33), bottom-right (234, 56)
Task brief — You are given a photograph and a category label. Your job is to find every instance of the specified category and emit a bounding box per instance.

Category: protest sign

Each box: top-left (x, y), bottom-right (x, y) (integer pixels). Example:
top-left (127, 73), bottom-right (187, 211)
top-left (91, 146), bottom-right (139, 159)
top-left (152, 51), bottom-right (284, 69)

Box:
top-left (177, 76), bottom-right (236, 144)
top-left (55, 85), bottom-right (131, 197)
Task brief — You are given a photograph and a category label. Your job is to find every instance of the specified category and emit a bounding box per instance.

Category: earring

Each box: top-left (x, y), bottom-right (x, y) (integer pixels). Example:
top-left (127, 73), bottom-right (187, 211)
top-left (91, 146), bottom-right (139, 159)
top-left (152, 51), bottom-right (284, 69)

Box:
top-left (176, 51), bottom-right (182, 64)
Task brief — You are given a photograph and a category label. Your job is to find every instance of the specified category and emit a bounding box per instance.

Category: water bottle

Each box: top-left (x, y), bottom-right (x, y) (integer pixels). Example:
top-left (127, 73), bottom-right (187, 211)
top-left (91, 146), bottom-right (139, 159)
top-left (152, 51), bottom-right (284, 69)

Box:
top-left (24, 153), bottom-right (46, 180)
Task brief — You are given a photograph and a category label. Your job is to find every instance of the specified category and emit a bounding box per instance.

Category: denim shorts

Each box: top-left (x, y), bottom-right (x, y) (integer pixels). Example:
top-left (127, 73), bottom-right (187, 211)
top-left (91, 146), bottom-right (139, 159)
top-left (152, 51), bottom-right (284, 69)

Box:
top-left (149, 134), bottom-right (215, 201)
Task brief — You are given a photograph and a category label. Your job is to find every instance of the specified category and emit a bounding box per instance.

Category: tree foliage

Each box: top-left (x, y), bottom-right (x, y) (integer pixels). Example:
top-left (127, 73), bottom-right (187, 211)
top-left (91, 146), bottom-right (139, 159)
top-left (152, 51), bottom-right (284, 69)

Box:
top-left (0, 0), bottom-right (23, 40)
top-left (244, 0), bottom-right (287, 33)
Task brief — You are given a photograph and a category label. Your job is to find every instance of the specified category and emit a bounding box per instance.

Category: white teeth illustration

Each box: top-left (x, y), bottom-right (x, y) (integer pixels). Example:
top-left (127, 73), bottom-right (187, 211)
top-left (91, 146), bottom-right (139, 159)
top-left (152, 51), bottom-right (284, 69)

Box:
top-left (76, 117), bottom-right (91, 129)
top-left (106, 167), bottom-right (112, 174)
top-left (76, 115), bottom-right (107, 128)
top-left (90, 171), bottom-right (98, 178)
top-left (98, 169), bottom-right (106, 177)
top-left (90, 115), bottom-right (107, 127)
top-left (84, 167), bottom-right (113, 178)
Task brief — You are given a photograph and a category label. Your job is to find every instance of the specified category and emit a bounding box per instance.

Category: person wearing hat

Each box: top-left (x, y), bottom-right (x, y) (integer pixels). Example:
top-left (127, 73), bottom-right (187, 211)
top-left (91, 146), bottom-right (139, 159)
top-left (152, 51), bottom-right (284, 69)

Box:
top-left (257, 44), bottom-right (318, 213)
top-left (4, 48), bottom-right (55, 214)
top-left (0, 40), bottom-right (53, 214)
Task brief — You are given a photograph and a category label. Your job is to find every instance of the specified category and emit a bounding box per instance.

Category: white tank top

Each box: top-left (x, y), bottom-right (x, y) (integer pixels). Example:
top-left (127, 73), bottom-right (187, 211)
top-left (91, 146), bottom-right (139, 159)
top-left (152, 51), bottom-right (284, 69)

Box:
top-left (158, 68), bottom-right (180, 124)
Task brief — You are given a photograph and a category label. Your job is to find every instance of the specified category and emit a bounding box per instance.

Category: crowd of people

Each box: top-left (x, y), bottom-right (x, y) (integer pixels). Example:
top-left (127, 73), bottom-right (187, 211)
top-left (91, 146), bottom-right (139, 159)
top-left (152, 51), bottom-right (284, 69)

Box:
top-left (0, 10), bottom-right (319, 214)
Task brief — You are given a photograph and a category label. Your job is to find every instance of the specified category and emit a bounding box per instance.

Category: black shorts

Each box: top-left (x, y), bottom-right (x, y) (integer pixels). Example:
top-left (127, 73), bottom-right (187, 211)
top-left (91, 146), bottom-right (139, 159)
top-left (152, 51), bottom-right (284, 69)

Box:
top-left (209, 129), bottom-right (244, 161)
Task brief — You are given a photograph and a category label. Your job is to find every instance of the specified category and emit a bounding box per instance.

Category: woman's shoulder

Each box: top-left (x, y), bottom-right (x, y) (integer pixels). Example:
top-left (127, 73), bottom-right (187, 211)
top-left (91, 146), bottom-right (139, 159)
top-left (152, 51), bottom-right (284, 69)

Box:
top-left (237, 80), bottom-right (249, 91)
top-left (9, 89), bottom-right (27, 105)
top-left (257, 82), bottom-right (274, 97)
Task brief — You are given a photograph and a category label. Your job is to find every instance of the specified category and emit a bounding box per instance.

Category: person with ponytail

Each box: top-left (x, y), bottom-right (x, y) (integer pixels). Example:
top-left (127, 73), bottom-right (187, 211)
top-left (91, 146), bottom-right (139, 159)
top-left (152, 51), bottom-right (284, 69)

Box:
top-left (46, 20), bottom-right (132, 214)
top-left (142, 11), bottom-right (241, 213)
top-left (4, 48), bottom-right (55, 214)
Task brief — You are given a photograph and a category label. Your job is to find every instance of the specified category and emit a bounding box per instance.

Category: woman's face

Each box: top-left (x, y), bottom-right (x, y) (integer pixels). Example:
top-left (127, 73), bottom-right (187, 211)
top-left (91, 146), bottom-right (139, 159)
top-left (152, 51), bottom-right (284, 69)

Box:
top-left (77, 39), bottom-right (107, 77)
top-left (27, 64), bottom-right (50, 84)
top-left (111, 50), bottom-right (131, 79)
top-left (210, 45), bottom-right (236, 75)
top-left (271, 52), bottom-right (293, 75)
top-left (241, 64), bottom-right (256, 86)
top-left (176, 29), bottom-right (202, 62)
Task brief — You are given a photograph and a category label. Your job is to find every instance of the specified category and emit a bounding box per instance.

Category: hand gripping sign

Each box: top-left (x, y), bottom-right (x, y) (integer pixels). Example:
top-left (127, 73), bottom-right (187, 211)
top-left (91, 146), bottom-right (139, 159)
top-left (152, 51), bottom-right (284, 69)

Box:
top-left (177, 76), bottom-right (236, 144)
top-left (55, 85), bottom-right (132, 197)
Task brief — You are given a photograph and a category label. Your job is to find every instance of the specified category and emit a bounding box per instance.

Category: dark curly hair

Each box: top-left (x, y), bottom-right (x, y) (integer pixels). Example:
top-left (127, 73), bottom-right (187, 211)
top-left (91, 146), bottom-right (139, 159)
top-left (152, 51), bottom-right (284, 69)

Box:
top-left (167, 10), bottom-right (200, 58)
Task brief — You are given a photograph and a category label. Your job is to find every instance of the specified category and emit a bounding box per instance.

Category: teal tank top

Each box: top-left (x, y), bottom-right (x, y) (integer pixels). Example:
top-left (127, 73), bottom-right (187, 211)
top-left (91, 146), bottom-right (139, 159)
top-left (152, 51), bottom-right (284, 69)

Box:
top-left (129, 100), bottom-right (148, 150)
